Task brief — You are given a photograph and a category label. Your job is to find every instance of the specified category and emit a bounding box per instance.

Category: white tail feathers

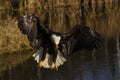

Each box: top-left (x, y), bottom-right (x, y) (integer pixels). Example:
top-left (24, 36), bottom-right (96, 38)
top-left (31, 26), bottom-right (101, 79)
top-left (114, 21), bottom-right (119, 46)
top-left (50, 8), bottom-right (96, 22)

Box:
top-left (33, 47), bottom-right (67, 69)
top-left (42, 50), bottom-right (66, 69)
top-left (32, 47), bottom-right (44, 63)
top-left (42, 53), bottom-right (55, 68)
top-left (55, 50), bottom-right (66, 66)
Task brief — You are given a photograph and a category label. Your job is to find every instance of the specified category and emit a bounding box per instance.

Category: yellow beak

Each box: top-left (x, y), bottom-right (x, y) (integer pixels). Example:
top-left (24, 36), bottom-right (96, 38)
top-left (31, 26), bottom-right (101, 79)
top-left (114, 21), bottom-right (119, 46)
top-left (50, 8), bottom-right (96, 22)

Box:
top-left (56, 44), bottom-right (59, 49)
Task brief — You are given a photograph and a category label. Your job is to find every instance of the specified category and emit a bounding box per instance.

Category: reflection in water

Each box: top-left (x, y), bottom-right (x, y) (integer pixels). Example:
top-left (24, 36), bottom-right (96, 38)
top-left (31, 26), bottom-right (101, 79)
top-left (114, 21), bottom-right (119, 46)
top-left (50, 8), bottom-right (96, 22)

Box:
top-left (0, 4), bottom-right (120, 80)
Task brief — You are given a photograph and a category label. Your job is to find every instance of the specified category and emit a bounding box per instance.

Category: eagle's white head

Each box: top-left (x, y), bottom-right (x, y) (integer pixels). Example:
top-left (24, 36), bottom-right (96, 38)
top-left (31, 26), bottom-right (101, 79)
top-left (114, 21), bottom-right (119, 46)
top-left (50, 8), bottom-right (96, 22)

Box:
top-left (50, 34), bottom-right (61, 48)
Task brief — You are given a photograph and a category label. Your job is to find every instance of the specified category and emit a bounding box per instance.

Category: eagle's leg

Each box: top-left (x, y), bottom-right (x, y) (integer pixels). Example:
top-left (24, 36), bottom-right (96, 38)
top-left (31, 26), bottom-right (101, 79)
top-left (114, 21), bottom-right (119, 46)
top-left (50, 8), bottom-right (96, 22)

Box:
top-left (38, 48), bottom-right (47, 68)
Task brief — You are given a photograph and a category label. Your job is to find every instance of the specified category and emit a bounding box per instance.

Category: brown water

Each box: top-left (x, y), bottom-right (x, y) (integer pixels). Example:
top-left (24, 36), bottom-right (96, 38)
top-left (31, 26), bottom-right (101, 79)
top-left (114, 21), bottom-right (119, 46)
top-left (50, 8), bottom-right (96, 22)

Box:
top-left (0, 4), bottom-right (120, 80)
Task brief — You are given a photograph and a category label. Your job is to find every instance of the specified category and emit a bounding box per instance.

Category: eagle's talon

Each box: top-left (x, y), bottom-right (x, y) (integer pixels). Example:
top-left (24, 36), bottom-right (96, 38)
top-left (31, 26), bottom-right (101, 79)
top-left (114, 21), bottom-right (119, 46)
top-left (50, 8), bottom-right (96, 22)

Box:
top-left (54, 63), bottom-right (58, 71)
top-left (39, 61), bottom-right (43, 67)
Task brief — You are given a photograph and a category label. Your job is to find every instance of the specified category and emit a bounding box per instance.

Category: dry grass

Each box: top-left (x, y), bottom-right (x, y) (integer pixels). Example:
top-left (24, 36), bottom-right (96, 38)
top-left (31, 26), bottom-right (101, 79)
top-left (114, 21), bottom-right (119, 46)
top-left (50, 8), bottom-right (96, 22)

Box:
top-left (0, 15), bottom-right (31, 54)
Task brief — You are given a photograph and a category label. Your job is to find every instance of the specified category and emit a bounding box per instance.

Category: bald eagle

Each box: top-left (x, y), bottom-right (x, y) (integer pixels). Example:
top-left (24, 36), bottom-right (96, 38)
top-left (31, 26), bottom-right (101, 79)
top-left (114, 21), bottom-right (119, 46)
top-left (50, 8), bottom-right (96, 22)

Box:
top-left (18, 14), bottom-right (102, 70)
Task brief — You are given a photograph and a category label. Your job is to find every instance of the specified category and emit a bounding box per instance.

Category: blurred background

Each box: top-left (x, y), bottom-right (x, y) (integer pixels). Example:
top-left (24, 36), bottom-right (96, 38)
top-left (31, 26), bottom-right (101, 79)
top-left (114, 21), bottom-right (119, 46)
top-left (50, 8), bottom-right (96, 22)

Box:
top-left (0, 0), bottom-right (120, 80)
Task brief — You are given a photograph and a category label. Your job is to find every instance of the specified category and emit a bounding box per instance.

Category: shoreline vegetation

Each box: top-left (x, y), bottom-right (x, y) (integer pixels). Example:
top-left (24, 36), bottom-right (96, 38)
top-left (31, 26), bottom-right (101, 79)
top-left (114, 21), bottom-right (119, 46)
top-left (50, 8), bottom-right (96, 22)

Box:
top-left (0, 0), bottom-right (120, 54)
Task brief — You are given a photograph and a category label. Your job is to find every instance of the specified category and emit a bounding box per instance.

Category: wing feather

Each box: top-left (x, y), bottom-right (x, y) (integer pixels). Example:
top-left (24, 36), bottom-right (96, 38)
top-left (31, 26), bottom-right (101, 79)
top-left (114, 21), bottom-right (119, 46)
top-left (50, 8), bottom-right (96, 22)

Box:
top-left (18, 14), bottom-right (48, 49)
top-left (61, 24), bottom-right (102, 55)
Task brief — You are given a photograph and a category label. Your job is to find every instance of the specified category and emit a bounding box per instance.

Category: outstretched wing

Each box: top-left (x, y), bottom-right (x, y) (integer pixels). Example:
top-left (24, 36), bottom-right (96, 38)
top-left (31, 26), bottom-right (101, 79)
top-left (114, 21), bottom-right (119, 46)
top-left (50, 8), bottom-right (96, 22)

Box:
top-left (60, 24), bottom-right (102, 55)
top-left (18, 14), bottom-right (49, 49)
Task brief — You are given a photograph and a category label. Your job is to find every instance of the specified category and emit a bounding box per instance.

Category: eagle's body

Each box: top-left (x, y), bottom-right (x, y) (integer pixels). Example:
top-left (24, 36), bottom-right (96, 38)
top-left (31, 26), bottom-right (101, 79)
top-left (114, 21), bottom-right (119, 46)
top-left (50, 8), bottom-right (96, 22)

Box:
top-left (18, 14), bottom-right (102, 70)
